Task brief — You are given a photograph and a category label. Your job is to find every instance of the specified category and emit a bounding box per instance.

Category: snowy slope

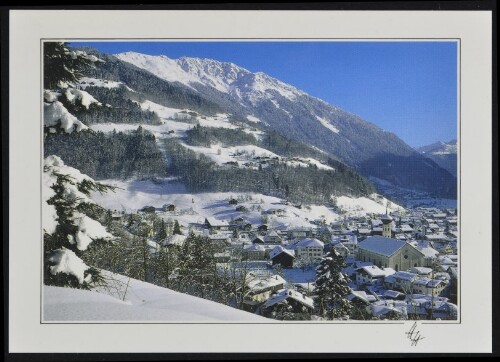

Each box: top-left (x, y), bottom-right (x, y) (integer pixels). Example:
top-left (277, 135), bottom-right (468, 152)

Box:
top-left (115, 52), bottom-right (306, 102)
top-left (112, 50), bottom-right (456, 198)
top-left (44, 272), bottom-right (266, 322)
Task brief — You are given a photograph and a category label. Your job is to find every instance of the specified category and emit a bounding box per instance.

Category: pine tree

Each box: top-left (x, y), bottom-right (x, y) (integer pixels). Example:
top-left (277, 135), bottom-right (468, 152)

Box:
top-left (44, 42), bottom-right (99, 89)
top-left (314, 249), bottom-right (353, 320)
top-left (43, 155), bottom-right (115, 289)
top-left (173, 220), bottom-right (182, 235)
top-left (157, 219), bottom-right (168, 241)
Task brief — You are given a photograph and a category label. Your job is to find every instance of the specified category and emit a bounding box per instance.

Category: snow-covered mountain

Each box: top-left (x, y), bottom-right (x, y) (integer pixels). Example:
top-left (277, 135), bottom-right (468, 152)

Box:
top-left (417, 139), bottom-right (457, 155)
top-left (417, 140), bottom-right (457, 177)
top-left (113, 51), bottom-right (456, 198)
top-left (115, 52), bottom-right (306, 102)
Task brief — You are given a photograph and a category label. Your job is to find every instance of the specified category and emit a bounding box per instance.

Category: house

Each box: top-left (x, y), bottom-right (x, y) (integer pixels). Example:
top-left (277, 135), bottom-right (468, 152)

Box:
top-left (333, 243), bottom-right (349, 258)
top-left (412, 277), bottom-right (448, 296)
top-left (261, 289), bottom-right (314, 319)
top-left (287, 228), bottom-right (314, 239)
top-left (269, 245), bottom-right (295, 268)
top-left (263, 230), bottom-right (282, 244)
top-left (294, 238), bottom-right (324, 261)
top-left (140, 205), bottom-right (156, 214)
top-left (229, 198), bottom-right (238, 205)
top-left (252, 236), bottom-right (265, 244)
top-left (356, 265), bottom-right (396, 286)
top-left (357, 236), bottom-right (425, 271)
top-left (204, 217), bottom-right (230, 231)
top-left (384, 271), bottom-right (418, 293)
top-left (410, 266), bottom-right (433, 277)
top-left (258, 224), bottom-right (268, 233)
top-left (208, 233), bottom-right (230, 246)
top-left (235, 205), bottom-right (248, 212)
top-left (162, 204), bottom-right (176, 212)
top-left (242, 273), bottom-right (287, 312)
top-left (242, 244), bottom-right (266, 261)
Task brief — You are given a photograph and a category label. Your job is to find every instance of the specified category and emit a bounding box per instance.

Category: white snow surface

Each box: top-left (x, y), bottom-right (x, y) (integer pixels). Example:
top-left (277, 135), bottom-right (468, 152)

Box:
top-left (44, 101), bottom-right (88, 133)
top-left (336, 195), bottom-right (403, 216)
top-left (47, 248), bottom-right (91, 284)
top-left (43, 271), bottom-right (267, 322)
top-left (90, 179), bottom-right (342, 229)
top-left (315, 115), bottom-right (340, 134)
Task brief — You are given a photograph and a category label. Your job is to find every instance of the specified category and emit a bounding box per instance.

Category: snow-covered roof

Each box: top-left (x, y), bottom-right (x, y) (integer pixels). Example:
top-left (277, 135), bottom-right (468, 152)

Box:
top-left (164, 234), bottom-right (186, 246)
top-left (269, 245), bottom-right (295, 259)
top-left (410, 267), bottom-right (433, 275)
top-left (357, 265), bottom-right (394, 278)
top-left (263, 288), bottom-right (314, 309)
top-left (411, 240), bottom-right (439, 258)
top-left (358, 236), bottom-right (417, 257)
top-left (243, 244), bottom-right (265, 252)
top-left (265, 230), bottom-right (281, 238)
top-left (390, 271), bottom-right (418, 281)
top-left (246, 274), bottom-right (286, 293)
top-left (383, 290), bottom-right (404, 299)
top-left (348, 290), bottom-right (371, 304)
top-left (205, 217), bottom-right (229, 226)
top-left (294, 238), bottom-right (324, 249)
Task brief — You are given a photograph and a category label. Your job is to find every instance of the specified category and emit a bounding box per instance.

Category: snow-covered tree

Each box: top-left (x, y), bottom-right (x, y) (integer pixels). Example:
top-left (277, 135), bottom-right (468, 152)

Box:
top-left (43, 155), bottom-right (115, 289)
top-left (43, 42), bottom-right (103, 135)
top-left (314, 249), bottom-right (353, 320)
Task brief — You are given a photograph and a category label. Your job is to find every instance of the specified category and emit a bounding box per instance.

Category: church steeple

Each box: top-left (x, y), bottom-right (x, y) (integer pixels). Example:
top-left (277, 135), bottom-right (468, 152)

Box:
top-left (381, 208), bottom-right (393, 238)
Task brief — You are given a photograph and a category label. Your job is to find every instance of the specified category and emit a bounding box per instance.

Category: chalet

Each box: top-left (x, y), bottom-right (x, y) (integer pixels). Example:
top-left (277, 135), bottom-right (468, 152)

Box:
top-left (242, 273), bottom-right (287, 312)
top-left (140, 206), bottom-right (156, 214)
top-left (258, 224), bottom-right (268, 233)
top-left (252, 236), bottom-right (265, 244)
top-left (287, 228), bottom-right (314, 239)
top-left (410, 266), bottom-right (433, 277)
top-left (242, 244), bottom-right (266, 261)
top-left (204, 217), bottom-right (230, 231)
top-left (261, 289), bottom-right (314, 319)
top-left (162, 204), bottom-right (176, 212)
top-left (263, 230), bottom-right (282, 244)
top-left (111, 211), bottom-right (123, 221)
top-left (269, 245), bottom-right (295, 268)
top-left (356, 265), bottom-right (396, 286)
top-left (208, 233), bottom-right (230, 246)
top-left (294, 238), bottom-right (324, 261)
top-left (412, 278), bottom-right (448, 296)
top-left (384, 271), bottom-right (418, 293)
top-left (357, 236), bottom-right (425, 271)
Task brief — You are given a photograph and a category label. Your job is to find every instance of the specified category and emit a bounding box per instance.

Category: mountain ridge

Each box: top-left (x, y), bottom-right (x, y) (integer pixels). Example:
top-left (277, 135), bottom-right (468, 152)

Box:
top-left (85, 49), bottom-right (456, 199)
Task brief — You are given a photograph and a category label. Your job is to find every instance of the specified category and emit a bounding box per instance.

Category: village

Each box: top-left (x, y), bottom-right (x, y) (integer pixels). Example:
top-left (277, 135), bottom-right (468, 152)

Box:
top-left (110, 196), bottom-right (459, 321)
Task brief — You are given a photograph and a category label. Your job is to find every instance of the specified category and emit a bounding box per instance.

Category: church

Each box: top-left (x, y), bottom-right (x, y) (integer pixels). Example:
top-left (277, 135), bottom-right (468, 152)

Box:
top-left (357, 212), bottom-right (424, 271)
top-left (357, 236), bottom-right (425, 271)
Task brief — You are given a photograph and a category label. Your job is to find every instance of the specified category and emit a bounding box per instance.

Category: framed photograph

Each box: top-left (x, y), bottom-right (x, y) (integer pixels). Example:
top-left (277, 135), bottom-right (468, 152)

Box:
top-left (5, 3), bottom-right (496, 357)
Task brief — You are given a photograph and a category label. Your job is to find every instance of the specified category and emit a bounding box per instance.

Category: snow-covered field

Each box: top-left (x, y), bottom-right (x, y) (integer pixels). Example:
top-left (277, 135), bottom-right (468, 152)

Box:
top-left (44, 271), bottom-right (266, 322)
top-left (92, 178), bottom-right (409, 231)
top-left (336, 195), bottom-right (403, 216)
top-left (91, 179), bottom-right (342, 229)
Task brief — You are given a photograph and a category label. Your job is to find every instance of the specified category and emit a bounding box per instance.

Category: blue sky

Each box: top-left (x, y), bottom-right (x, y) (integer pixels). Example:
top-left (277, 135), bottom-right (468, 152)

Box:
top-left (72, 41), bottom-right (457, 148)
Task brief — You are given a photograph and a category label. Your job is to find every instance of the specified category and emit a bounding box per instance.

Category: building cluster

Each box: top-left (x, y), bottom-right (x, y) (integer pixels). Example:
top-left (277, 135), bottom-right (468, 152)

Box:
top-left (130, 198), bottom-right (458, 320)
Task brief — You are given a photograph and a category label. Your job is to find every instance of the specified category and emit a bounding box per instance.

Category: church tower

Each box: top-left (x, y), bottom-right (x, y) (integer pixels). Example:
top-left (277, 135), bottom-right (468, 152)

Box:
top-left (381, 208), bottom-right (393, 238)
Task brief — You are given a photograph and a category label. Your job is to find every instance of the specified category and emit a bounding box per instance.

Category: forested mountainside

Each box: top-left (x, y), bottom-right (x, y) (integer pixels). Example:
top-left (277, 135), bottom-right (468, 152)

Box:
top-left (110, 50), bottom-right (457, 198)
